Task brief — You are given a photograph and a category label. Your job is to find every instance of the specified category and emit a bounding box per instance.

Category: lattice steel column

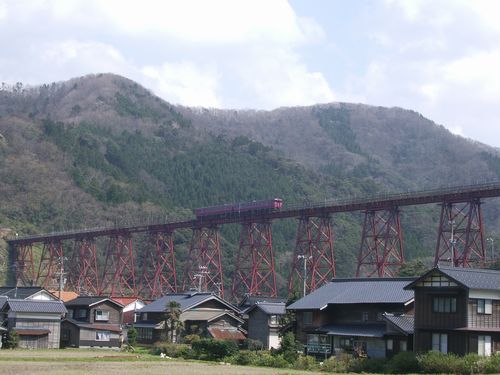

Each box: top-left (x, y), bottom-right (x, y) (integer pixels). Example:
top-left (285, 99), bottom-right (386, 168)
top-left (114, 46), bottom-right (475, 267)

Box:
top-left (14, 243), bottom-right (36, 286)
top-left (34, 240), bottom-right (63, 288)
top-left (99, 234), bottom-right (136, 296)
top-left (140, 231), bottom-right (178, 298)
top-left (434, 199), bottom-right (485, 267)
top-left (356, 208), bottom-right (404, 277)
top-left (288, 216), bottom-right (336, 295)
top-left (183, 226), bottom-right (224, 298)
top-left (232, 221), bottom-right (277, 299)
top-left (68, 237), bottom-right (99, 295)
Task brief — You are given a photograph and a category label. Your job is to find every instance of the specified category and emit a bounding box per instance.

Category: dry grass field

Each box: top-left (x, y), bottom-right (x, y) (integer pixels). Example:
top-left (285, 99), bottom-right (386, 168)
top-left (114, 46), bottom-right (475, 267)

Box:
top-left (0, 349), bottom-right (324, 375)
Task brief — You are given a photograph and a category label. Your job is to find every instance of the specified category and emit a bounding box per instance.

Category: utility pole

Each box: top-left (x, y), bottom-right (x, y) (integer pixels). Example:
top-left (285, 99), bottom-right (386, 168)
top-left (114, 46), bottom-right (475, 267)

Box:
top-left (58, 255), bottom-right (65, 301)
top-left (486, 238), bottom-right (495, 263)
top-left (194, 266), bottom-right (208, 293)
top-left (449, 220), bottom-right (456, 267)
top-left (297, 254), bottom-right (312, 297)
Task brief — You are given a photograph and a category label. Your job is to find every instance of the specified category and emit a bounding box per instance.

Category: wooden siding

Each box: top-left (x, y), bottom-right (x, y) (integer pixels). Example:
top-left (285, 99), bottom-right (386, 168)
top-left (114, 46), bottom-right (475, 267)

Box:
top-left (467, 299), bottom-right (500, 329)
top-left (415, 330), bottom-right (467, 356)
top-left (247, 308), bottom-right (270, 349)
top-left (414, 288), bottom-right (467, 330)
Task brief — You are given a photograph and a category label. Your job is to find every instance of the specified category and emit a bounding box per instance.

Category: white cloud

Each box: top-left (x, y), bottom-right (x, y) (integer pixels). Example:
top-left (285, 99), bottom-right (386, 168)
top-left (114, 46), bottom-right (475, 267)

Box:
top-left (141, 62), bottom-right (221, 107)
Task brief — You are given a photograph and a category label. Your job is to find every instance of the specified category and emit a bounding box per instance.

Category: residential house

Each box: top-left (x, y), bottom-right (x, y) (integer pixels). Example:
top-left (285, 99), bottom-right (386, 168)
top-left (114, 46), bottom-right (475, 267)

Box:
top-left (405, 266), bottom-right (500, 356)
top-left (383, 313), bottom-right (414, 357)
top-left (111, 296), bottom-right (146, 325)
top-left (0, 286), bottom-right (57, 300)
top-left (0, 299), bottom-right (67, 349)
top-left (135, 292), bottom-right (245, 344)
top-left (61, 296), bottom-right (123, 348)
top-left (287, 278), bottom-right (415, 358)
top-left (245, 301), bottom-right (286, 349)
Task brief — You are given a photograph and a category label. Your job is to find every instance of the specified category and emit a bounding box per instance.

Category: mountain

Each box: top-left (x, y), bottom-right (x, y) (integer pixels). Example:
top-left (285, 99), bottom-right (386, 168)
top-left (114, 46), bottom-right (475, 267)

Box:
top-left (1, 73), bottom-right (499, 289)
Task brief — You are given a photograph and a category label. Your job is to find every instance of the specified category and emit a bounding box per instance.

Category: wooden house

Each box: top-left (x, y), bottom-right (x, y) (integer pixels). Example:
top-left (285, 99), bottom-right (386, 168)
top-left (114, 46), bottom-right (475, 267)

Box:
top-left (405, 266), bottom-right (500, 356)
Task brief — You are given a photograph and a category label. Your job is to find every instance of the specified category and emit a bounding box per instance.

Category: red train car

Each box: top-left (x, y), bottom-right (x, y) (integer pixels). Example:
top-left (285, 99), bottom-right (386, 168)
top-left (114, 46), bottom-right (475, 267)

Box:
top-left (195, 198), bottom-right (283, 218)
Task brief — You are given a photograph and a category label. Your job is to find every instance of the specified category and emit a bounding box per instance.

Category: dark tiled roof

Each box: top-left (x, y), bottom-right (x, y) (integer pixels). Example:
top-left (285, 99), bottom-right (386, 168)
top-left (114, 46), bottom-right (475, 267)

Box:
top-left (6, 299), bottom-right (67, 314)
top-left (64, 318), bottom-right (122, 333)
top-left (437, 266), bottom-right (500, 291)
top-left (315, 324), bottom-right (386, 338)
top-left (65, 296), bottom-right (123, 308)
top-left (248, 302), bottom-right (286, 315)
top-left (287, 278), bottom-right (415, 310)
top-left (0, 296), bottom-right (7, 310)
top-left (0, 287), bottom-right (51, 299)
top-left (405, 266), bottom-right (500, 291)
top-left (383, 314), bottom-right (414, 335)
top-left (139, 293), bottom-right (238, 314)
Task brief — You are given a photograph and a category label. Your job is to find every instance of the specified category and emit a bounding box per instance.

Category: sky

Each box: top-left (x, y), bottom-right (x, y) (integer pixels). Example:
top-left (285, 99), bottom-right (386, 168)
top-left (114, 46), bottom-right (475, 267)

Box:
top-left (1, 0), bottom-right (500, 147)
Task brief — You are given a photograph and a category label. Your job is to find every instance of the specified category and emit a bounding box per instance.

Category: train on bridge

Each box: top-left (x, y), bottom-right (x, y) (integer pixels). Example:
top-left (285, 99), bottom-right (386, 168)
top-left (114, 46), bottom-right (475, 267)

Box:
top-left (194, 198), bottom-right (283, 219)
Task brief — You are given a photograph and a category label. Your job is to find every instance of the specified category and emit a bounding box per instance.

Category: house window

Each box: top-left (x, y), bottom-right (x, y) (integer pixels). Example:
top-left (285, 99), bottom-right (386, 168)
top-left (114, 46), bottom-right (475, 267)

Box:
top-left (362, 312), bottom-right (369, 322)
top-left (477, 299), bottom-right (492, 315)
top-left (303, 312), bottom-right (313, 325)
top-left (432, 297), bottom-right (457, 313)
top-left (339, 337), bottom-right (352, 350)
top-left (78, 309), bottom-right (88, 319)
top-left (269, 315), bottom-right (279, 325)
top-left (478, 335), bottom-right (492, 356)
top-left (95, 331), bottom-right (111, 341)
top-left (141, 313), bottom-right (148, 321)
top-left (400, 340), bottom-right (407, 352)
top-left (67, 309), bottom-right (74, 319)
top-left (432, 333), bottom-right (448, 354)
top-left (95, 310), bottom-right (110, 321)
top-left (137, 328), bottom-right (152, 340)
top-left (386, 339), bottom-right (393, 350)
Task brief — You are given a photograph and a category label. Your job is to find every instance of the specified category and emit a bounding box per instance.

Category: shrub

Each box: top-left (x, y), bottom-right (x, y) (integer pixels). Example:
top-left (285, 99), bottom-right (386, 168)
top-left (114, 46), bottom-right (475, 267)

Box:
top-left (294, 355), bottom-right (318, 370)
top-left (183, 334), bottom-right (200, 344)
top-left (152, 342), bottom-right (192, 358)
top-left (277, 332), bottom-right (300, 364)
top-left (350, 357), bottom-right (387, 373)
top-left (191, 338), bottom-right (238, 361)
top-left (320, 354), bottom-right (354, 373)
top-left (224, 350), bottom-right (260, 366)
top-left (126, 327), bottom-right (137, 349)
top-left (484, 353), bottom-right (500, 374)
top-left (385, 351), bottom-right (419, 374)
top-left (245, 338), bottom-right (264, 351)
top-left (4, 331), bottom-right (18, 349)
top-left (256, 352), bottom-right (289, 368)
top-left (418, 351), bottom-right (463, 374)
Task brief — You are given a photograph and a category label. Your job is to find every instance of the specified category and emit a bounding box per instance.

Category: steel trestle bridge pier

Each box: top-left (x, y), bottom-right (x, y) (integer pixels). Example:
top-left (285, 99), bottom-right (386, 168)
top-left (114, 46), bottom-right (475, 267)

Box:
top-left (7, 182), bottom-right (500, 300)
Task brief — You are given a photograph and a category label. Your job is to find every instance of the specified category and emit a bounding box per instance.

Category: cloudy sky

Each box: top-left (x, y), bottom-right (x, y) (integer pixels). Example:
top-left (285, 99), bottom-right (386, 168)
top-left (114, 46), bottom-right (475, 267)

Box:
top-left (1, 0), bottom-right (499, 147)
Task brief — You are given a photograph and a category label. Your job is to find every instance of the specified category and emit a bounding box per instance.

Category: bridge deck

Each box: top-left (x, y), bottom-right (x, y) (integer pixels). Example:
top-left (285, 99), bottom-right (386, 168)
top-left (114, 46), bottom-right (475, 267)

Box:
top-left (8, 181), bottom-right (500, 245)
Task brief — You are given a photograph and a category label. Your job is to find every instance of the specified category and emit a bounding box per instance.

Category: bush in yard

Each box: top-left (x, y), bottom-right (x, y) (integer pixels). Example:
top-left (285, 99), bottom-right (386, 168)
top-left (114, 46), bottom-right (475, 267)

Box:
top-left (183, 334), bottom-right (200, 344)
top-left (4, 331), bottom-right (18, 349)
top-left (385, 351), bottom-right (419, 374)
top-left (293, 355), bottom-right (318, 370)
top-left (418, 351), bottom-right (464, 374)
top-left (276, 332), bottom-right (300, 364)
top-left (152, 342), bottom-right (192, 358)
top-left (224, 350), bottom-right (260, 366)
top-left (126, 327), bottom-right (137, 349)
top-left (245, 338), bottom-right (264, 351)
top-left (191, 338), bottom-right (238, 361)
top-left (350, 357), bottom-right (387, 373)
top-left (484, 353), bottom-right (500, 374)
top-left (320, 354), bottom-right (355, 373)
top-left (256, 352), bottom-right (289, 368)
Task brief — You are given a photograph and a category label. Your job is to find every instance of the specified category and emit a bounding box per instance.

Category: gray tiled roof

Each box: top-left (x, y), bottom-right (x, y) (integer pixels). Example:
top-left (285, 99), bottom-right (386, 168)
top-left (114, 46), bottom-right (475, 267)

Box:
top-left (65, 296), bottom-right (122, 308)
top-left (316, 324), bottom-right (386, 338)
top-left (437, 266), bottom-right (500, 291)
top-left (6, 299), bottom-right (67, 314)
top-left (287, 278), bottom-right (415, 310)
top-left (0, 296), bottom-right (7, 310)
top-left (248, 302), bottom-right (286, 315)
top-left (0, 287), bottom-right (49, 299)
top-left (383, 314), bottom-right (414, 334)
top-left (138, 293), bottom-right (239, 313)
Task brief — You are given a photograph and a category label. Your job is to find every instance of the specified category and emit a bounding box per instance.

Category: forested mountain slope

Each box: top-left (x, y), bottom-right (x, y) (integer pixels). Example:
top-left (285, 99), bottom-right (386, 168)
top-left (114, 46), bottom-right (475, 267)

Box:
top-left (1, 73), bottom-right (499, 287)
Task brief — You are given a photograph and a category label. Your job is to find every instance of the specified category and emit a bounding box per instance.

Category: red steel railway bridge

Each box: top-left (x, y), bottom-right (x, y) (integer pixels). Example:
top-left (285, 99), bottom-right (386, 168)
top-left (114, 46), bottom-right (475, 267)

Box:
top-left (6, 182), bottom-right (500, 300)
